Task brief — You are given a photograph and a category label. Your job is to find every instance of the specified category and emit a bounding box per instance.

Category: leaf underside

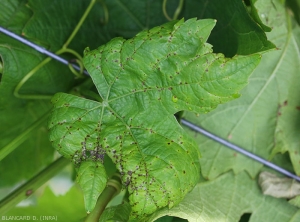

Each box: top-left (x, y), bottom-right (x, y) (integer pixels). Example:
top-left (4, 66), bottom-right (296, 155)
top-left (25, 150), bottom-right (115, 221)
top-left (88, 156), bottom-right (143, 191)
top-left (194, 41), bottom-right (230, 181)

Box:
top-left (183, 0), bottom-right (300, 180)
top-left (148, 171), bottom-right (300, 222)
top-left (48, 18), bottom-right (260, 218)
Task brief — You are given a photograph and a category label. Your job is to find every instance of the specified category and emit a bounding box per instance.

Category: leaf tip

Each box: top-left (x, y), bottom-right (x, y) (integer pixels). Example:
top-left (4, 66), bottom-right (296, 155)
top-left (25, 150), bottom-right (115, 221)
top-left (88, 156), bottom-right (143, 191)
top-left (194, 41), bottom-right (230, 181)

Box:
top-left (84, 47), bottom-right (91, 56)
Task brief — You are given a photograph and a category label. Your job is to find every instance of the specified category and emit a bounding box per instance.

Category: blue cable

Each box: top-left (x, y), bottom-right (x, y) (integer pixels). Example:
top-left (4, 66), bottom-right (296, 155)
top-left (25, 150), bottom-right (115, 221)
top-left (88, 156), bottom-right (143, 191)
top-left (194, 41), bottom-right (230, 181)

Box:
top-left (181, 119), bottom-right (300, 182)
top-left (0, 26), bottom-right (89, 76)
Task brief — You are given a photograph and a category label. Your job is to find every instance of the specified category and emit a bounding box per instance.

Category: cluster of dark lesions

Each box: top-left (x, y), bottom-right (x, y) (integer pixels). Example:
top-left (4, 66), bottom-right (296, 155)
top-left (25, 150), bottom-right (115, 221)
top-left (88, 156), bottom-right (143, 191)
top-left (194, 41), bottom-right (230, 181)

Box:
top-left (71, 141), bottom-right (106, 166)
top-left (108, 143), bottom-right (155, 203)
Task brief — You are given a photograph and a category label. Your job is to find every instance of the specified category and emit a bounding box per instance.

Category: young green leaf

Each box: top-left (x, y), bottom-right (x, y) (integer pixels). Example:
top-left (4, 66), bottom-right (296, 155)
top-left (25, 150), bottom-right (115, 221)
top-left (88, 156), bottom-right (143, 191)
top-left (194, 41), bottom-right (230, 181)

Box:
top-left (76, 161), bottom-right (108, 212)
top-left (48, 18), bottom-right (260, 218)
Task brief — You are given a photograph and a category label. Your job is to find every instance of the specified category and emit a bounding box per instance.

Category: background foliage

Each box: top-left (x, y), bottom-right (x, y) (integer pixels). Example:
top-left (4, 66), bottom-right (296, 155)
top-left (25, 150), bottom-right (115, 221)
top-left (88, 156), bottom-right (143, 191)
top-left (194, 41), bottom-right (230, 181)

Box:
top-left (0, 0), bottom-right (300, 221)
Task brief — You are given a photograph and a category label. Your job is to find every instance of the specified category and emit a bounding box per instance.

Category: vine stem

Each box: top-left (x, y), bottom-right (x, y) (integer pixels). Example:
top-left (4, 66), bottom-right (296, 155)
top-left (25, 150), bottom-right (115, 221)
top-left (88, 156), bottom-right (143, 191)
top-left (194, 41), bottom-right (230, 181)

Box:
top-left (0, 111), bottom-right (50, 161)
top-left (13, 41), bottom-right (87, 99)
top-left (173, 0), bottom-right (184, 20)
top-left (63, 0), bottom-right (97, 48)
top-left (84, 174), bottom-right (122, 222)
top-left (162, 0), bottom-right (172, 21)
top-left (13, 58), bottom-right (53, 99)
top-left (0, 157), bottom-right (70, 215)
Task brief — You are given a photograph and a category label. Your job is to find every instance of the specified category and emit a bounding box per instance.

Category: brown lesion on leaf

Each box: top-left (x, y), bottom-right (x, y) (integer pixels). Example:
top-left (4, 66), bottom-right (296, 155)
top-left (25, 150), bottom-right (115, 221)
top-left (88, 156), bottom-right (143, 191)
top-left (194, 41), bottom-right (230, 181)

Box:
top-left (25, 189), bottom-right (33, 197)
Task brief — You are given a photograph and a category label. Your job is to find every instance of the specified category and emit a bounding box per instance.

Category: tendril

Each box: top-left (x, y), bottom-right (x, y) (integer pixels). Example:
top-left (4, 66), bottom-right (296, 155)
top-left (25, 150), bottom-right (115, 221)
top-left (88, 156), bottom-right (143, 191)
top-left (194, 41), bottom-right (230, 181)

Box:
top-left (98, 0), bottom-right (109, 25)
top-left (162, 0), bottom-right (184, 21)
top-left (63, 0), bottom-right (97, 49)
top-left (14, 48), bottom-right (85, 99)
top-left (68, 59), bottom-right (84, 78)
top-left (13, 0), bottom-right (97, 100)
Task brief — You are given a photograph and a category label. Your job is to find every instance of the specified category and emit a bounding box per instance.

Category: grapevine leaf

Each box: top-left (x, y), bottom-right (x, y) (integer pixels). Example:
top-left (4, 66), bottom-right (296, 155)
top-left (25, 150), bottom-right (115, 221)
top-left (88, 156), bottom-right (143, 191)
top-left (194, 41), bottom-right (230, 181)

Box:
top-left (248, 0), bottom-right (272, 32)
top-left (24, 0), bottom-right (276, 57)
top-left (183, 0), bottom-right (300, 179)
top-left (0, 0), bottom-right (57, 186)
top-left (76, 161), bottom-right (107, 212)
top-left (48, 18), bottom-right (261, 218)
top-left (273, 67), bottom-right (300, 175)
top-left (24, 0), bottom-right (104, 52)
top-left (182, 0), bottom-right (275, 56)
top-left (286, 0), bottom-right (300, 26)
top-left (0, 0), bottom-right (273, 189)
top-left (148, 172), bottom-right (300, 222)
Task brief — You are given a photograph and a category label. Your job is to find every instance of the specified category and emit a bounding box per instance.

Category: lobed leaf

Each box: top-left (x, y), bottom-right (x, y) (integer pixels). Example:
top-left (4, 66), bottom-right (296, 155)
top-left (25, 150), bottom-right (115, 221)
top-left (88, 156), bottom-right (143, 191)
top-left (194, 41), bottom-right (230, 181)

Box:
top-left (48, 18), bottom-right (261, 218)
top-left (183, 0), bottom-right (275, 57)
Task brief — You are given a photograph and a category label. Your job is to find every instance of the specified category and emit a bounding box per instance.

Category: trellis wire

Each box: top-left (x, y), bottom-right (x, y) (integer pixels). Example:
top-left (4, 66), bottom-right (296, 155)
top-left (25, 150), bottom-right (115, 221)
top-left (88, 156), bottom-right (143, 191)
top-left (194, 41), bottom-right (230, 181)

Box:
top-left (181, 119), bottom-right (300, 182)
top-left (1, 26), bottom-right (300, 182)
top-left (0, 26), bottom-right (89, 76)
